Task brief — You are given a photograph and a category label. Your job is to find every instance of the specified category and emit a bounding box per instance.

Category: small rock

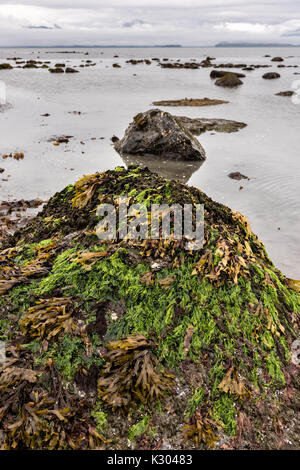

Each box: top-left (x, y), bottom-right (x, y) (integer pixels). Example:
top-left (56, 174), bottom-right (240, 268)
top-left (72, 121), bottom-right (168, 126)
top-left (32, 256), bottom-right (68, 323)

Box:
top-left (275, 91), bottom-right (294, 97)
top-left (215, 73), bottom-right (243, 88)
top-left (49, 68), bottom-right (64, 74)
top-left (262, 72), bottom-right (280, 79)
top-left (0, 63), bottom-right (13, 70)
top-left (228, 172), bottom-right (249, 181)
top-left (271, 57), bottom-right (284, 62)
top-left (65, 67), bottom-right (79, 73)
top-left (210, 70), bottom-right (245, 79)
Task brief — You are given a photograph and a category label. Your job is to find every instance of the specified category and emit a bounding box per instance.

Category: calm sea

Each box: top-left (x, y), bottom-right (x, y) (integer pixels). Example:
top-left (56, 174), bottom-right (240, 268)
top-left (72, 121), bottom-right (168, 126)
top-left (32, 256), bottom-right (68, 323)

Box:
top-left (0, 46), bottom-right (299, 277)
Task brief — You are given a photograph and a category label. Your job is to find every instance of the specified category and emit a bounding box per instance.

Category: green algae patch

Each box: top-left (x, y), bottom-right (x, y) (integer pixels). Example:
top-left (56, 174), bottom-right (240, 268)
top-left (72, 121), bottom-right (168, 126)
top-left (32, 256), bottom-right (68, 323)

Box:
top-left (0, 165), bottom-right (299, 450)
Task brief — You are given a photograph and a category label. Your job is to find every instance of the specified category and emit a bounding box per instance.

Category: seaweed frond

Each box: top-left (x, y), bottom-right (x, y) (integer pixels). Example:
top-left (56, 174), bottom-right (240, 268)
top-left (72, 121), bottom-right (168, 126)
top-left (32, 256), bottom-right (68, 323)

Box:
top-left (20, 297), bottom-right (75, 341)
top-left (98, 334), bottom-right (174, 410)
top-left (183, 410), bottom-right (219, 448)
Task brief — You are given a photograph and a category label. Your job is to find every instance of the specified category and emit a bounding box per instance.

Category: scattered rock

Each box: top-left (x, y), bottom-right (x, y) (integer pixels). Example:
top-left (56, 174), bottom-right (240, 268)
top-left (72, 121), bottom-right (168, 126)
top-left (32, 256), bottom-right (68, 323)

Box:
top-left (49, 68), bottom-right (64, 74)
top-left (152, 98), bottom-right (229, 107)
top-left (2, 152), bottom-right (24, 160)
top-left (114, 109), bottom-right (206, 161)
top-left (210, 70), bottom-right (245, 79)
top-left (228, 172), bottom-right (250, 181)
top-left (175, 116), bottom-right (247, 135)
top-left (275, 91), bottom-right (294, 97)
top-left (159, 62), bottom-right (200, 69)
top-left (65, 67), bottom-right (79, 73)
top-left (111, 136), bottom-right (120, 143)
top-left (22, 63), bottom-right (39, 69)
top-left (215, 73), bottom-right (243, 88)
top-left (0, 63), bottom-right (13, 70)
top-left (48, 136), bottom-right (73, 144)
top-left (263, 72), bottom-right (281, 79)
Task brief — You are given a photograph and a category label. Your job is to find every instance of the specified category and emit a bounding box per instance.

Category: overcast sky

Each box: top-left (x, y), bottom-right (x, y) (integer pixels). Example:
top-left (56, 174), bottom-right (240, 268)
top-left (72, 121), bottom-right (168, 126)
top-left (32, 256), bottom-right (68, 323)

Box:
top-left (0, 0), bottom-right (299, 46)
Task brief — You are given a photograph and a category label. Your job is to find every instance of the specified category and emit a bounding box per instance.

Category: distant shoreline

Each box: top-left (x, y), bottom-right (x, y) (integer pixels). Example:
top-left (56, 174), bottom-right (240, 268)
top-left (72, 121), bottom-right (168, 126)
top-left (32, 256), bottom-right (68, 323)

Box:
top-left (1, 44), bottom-right (300, 49)
top-left (215, 42), bottom-right (300, 47)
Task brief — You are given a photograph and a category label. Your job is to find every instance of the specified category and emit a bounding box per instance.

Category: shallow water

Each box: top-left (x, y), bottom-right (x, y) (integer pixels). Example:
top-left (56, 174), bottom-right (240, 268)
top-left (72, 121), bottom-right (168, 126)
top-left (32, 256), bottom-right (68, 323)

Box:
top-left (0, 46), bottom-right (299, 278)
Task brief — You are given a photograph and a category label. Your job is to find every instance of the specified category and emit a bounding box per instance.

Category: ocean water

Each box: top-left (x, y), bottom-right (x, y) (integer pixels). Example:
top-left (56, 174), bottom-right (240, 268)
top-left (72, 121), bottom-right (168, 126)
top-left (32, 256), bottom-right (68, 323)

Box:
top-left (0, 46), bottom-right (299, 278)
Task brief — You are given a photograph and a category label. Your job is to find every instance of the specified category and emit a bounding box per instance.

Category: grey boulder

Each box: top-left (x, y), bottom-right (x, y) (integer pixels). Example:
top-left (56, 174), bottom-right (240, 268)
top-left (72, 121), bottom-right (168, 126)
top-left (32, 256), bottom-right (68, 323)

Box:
top-left (114, 109), bottom-right (206, 161)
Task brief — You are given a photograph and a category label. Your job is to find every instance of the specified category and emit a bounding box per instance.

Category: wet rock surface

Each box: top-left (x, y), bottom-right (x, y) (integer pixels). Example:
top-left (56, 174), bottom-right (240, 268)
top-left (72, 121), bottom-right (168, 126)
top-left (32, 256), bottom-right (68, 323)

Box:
top-left (215, 73), bottom-right (244, 88)
top-left (49, 67), bottom-right (64, 74)
top-left (263, 72), bottom-right (281, 79)
top-left (175, 116), bottom-right (247, 135)
top-left (65, 67), bottom-right (79, 73)
top-left (228, 172), bottom-right (250, 181)
top-left (152, 98), bottom-right (229, 107)
top-left (0, 63), bottom-right (13, 70)
top-left (275, 91), bottom-right (294, 97)
top-left (0, 199), bottom-right (45, 242)
top-left (159, 61), bottom-right (201, 69)
top-left (210, 70), bottom-right (245, 79)
top-left (271, 57), bottom-right (284, 62)
top-left (114, 109), bottom-right (206, 161)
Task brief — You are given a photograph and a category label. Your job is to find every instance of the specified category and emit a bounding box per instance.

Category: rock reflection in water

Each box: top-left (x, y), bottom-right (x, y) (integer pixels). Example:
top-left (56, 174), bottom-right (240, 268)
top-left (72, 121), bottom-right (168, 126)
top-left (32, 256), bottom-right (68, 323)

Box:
top-left (120, 153), bottom-right (204, 183)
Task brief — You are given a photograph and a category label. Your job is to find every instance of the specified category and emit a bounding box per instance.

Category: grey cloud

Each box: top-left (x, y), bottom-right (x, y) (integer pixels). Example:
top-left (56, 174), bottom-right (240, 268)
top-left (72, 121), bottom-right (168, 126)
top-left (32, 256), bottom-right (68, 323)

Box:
top-left (282, 28), bottom-right (300, 37)
top-left (26, 24), bottom-right (62, 30)
top-left (123, 19), bottom-right (146, 28)
top-left (0, 1), bottom-right (299, 46)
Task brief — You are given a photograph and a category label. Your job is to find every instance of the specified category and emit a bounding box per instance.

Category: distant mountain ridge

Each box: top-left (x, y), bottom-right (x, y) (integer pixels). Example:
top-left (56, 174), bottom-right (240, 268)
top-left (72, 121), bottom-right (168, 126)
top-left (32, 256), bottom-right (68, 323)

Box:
top-left (215, 41), bottom-right (299, 47)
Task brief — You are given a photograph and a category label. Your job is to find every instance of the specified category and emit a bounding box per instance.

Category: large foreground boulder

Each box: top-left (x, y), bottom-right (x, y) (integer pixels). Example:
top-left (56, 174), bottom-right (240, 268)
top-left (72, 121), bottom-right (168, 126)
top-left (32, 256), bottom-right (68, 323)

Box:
top-left (114, 109), bottom-right (206, 161)
top-left (0, 166), bottom-right (299, 450)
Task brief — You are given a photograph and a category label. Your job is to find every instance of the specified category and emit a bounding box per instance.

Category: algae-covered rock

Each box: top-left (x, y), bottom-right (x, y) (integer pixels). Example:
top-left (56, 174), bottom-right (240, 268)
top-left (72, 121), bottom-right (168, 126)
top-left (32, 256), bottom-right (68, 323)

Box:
top-left (114, 109), bottom-right (206, 161)
top-left (0, 165), bottom-right (299, 450)
top-left (152, 98), bottom-right (229, 107)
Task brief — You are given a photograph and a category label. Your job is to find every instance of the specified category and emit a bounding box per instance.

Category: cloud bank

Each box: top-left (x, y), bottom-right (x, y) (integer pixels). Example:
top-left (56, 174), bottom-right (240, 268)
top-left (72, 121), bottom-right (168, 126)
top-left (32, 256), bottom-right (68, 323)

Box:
top-left (0, 1), bottom-right (299, 46)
